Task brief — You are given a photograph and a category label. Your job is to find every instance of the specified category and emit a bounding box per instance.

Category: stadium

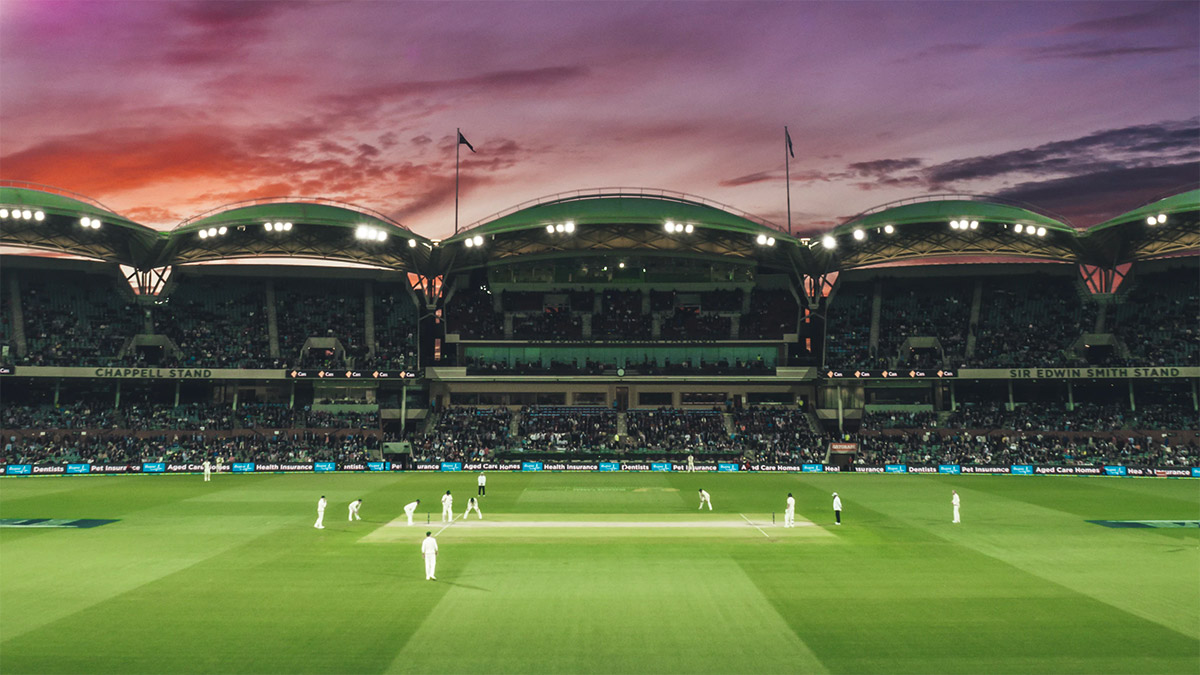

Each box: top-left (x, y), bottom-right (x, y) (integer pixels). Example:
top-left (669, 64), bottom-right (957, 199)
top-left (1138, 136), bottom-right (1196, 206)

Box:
top-left (1, 180), bottom-right (1197, 673)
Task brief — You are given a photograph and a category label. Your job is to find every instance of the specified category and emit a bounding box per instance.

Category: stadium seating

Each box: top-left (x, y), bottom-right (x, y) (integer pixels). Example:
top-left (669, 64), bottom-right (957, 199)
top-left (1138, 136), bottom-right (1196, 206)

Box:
top-left (153, 275), bottom-right (275, 369)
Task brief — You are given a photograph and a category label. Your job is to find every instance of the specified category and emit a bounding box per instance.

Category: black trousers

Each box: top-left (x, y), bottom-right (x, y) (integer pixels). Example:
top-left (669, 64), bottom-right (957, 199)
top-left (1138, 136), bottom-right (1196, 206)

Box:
top-left (835, 509), bottom-right (841, 524)
top-left (478, 485), bottom-right (485, 496)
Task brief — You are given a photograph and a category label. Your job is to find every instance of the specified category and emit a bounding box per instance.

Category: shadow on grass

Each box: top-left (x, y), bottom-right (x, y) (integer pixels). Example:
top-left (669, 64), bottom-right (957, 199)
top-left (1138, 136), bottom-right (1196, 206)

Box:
top-left (439, 579), bottom-right (491, 592)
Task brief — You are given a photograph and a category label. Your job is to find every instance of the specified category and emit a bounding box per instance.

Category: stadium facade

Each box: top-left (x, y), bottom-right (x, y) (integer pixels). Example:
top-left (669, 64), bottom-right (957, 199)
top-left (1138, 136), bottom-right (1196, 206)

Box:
top-left (1, 181), bottom-right (1196, 474)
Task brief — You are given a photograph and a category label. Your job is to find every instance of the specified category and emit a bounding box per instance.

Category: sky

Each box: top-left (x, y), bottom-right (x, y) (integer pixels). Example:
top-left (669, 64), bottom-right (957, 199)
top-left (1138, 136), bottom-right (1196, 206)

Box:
top-left (1, 0), bottom-right (1197, 239)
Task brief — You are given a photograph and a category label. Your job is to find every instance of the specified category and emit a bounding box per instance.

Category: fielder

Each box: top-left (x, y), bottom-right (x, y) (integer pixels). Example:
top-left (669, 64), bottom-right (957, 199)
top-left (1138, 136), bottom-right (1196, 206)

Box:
top-left (441, 490), bottom-right (454, 522)
top-left (403, 499), bottom-right (420, 526)
top-left (478, 472), bottom-right (487, 496)
top-left (686, 454), bottom-right (695, 472)
top-left (784, 492), bottom-right (795, 528)
top-left (314, 495), bottom-right (327, 529)
top-left (422, 531), bottom-right (439, 580)
top-left (203, 459), bottom-right (211, 482)
top-left (464, 496), bottom-right (482, 520)
top-left (698, 488), bottom-right (712, 510)
top-left (952, 490), bottom-right (961, 524)
top-left (832, 492), bottom-right (842, 525)
top-left (348, 498), bottom-right (363, 521)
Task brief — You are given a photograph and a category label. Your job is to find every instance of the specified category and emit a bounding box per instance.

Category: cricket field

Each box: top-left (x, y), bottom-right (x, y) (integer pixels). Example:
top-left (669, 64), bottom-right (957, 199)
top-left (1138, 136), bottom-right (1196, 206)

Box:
top-left (1, 472), bottom-right (1197, 674)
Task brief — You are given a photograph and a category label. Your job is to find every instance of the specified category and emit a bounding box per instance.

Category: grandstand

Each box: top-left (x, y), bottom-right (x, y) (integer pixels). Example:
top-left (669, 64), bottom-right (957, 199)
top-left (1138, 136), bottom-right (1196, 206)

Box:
top-left (0, 183), bottom-right (1197, 472)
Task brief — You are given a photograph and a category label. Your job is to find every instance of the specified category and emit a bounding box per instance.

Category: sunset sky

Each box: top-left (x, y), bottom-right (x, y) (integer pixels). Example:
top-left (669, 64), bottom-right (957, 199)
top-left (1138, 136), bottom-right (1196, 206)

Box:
top-left (1, 0), bottom-right (1197, 239)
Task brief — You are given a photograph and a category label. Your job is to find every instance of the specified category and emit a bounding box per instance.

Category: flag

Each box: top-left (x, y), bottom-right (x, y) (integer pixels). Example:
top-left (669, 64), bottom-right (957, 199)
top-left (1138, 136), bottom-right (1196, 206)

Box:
top-left (458, 131), bottom-right (476, 153)
top-left (785, 126), bottom-right (794, 158)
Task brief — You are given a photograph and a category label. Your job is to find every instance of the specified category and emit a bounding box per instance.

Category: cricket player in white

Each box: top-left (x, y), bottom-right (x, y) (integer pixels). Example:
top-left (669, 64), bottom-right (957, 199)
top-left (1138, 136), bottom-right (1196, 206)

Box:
top-left (832, 492), bottom-right (842, 525)
top-left (785, 493), bottom-right (796, 528)
top-left (687, 454), bottom-right (695, 472)
top-left (698, 489), bottom-right (712, 510)
top-left (422, 531), bottom-right (438, 580)
top-left (477, 473), bottom-right (487, 496)
top-left (403, 499), bottom-right (420, 526)
top-left (441, 490), bottom-right (454, 522)
top-left (203, 459), bottom-right (211, 482)
top-left (348, 498), bottom-right (363, 521)
top-left (314, 496), bottom-right (327, 529)
top-left (952, 490), bottom-right (961, 523)
top-left (464, 496), bottom-right (482, 519)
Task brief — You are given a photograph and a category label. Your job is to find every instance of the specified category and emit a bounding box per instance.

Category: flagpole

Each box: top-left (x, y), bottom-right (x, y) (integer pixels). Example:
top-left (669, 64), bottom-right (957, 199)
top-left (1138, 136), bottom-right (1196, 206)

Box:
top-left (455, 127), bottom-right (461, 234)
top-left (785, 126), bottom-right (792, 236)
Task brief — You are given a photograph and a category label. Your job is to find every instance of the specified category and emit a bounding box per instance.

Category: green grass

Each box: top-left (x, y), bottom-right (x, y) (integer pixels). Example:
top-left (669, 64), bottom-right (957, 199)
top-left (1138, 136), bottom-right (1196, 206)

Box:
top-left (1, 472), bottom-right (1197, 674)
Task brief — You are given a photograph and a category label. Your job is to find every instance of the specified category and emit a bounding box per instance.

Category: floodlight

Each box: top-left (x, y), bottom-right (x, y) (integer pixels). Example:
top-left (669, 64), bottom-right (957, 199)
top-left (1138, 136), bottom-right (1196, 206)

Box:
top-left (684, 224), bottom-right (693, 234)
top-left (1146, 216), bottom-right (1157, 225)
top-left (883, 224), bottom-right (894, 234)
top-left (766, 237), bottom-right (775, 246)
top-left (81, 217), bottom-right (92, 227)
top-left (618, 262), bottom-right (625, 269)
top-left (853, 229), bottom-right (865, 241)
top-left (1014, 224), bottom-right (1024, 233)
top-left (1157, 214), bottom-right (1166, 224)
top-left (408, 238), bottom-right (417, 248)
top-left (22, 210), bottom-right (32, 219)
top-left (546, 225), bottom-right (555, 233)
top-left (1036, 227), bottom-right (1046, 237)
top-left (564, 221), bottom-right (575, 233)
top-left (199, 230), bottom-right (209, 239)
top-left (377, 231), bottom-right (388, 242)
top-left (465, 237), bottom-right (475, 248)
top-left (33, 211), bottom-right (45, 221)
top-left (756, 234), bottom-right (767, 245)
top-left (0, 209), bottom-right (7, 218)
top-left (218, 226), bottom-right (227, 235)
top-left (664, 221), bottom-right (675, 232)
top-left (822, 235), bottom-right (836, 248)
top-left (264, 223), bottom-right (272, 231)
top-left (969, 221), bottom-right (978, 229)
top-left (92, 220), bottom-right (102, 229)
top-left (283, 222), bottom-right (292, 231)
top-left (555, 224), bottom-right (564, 233)
top-left (473, 235), bottom-right (483, 246)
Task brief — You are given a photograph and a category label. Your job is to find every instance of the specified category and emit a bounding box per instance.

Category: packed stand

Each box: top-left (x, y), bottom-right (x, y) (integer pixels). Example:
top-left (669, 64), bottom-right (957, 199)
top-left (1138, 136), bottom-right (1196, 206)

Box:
top-left (823, 282), bottom-right (876, 369)
top-left (593, 290), bottom-right (651, 339)
top-left (414, 406), bottom-right (512, 461)
top-left (967, 274), bottom-right (1095, 368)
top-left (512, 405), bottom-right (618, 453)
top-left (368, 288), bottom-right (418, 370)
top-left (1111, 267), bottom-right (1200, 367)
top-left (18, 270), bottom-right (145, 367)
top-left (624, 408), bottom-right (732, 454)
top-left (446, 283), bottom-right (503, 339)
top-left (861, 410), bottom-right (939, 430)
top-left (730, 407), bottom-right (825, 463)
top-left (876, 278), bottom-right (971, 369)
top-left (513, 307), bottom-right (583, 340)
top-left (943, 401), bottom-right (1197, 432)
top-left (1, 402), bottom-right (379, 432)
top-left (853, 431), bottom-right (1199, 468)
top-left (660, 307), bottom-right (731, 340)
top-left (275, 279), bottom-right (367, 368)
top-left (153, 275), bottom-right (275, 369)
top-left (740, 289), bottom-right (797, 339)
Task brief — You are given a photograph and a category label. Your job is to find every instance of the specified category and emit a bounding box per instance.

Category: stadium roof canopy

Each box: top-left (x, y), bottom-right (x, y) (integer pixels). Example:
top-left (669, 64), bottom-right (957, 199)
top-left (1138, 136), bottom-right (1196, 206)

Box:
top-left (437, 188), bottom-right (800, 274)
top-left (152, 198), bottom-right (432, 270)
top-left (813, 195), bottom-right (1081, 270)
top-left (2, 183), bottom-right (1196, 274)
top-left (1079, 189), bottom-right (1200, 264)
top-left (0, 182), bottom-right (161, 264)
